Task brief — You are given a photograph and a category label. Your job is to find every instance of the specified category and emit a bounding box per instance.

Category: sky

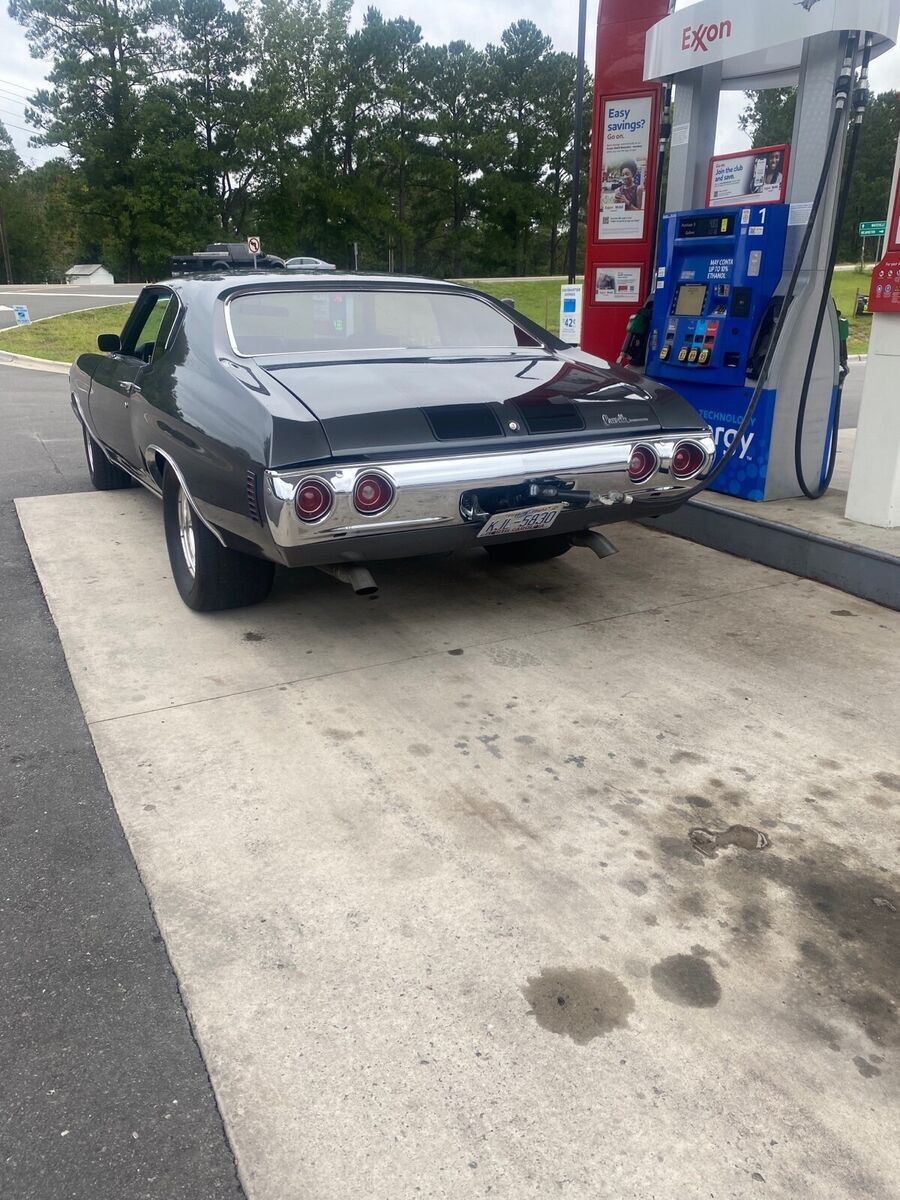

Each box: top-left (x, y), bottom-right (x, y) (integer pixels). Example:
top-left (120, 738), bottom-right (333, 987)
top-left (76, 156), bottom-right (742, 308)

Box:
top-left (1, 0), bottom-right (899, 167)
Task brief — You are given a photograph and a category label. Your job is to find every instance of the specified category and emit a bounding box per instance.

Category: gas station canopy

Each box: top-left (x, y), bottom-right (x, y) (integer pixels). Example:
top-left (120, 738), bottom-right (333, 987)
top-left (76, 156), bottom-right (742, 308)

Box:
top-left (645, 0), bottom-right (900, 88)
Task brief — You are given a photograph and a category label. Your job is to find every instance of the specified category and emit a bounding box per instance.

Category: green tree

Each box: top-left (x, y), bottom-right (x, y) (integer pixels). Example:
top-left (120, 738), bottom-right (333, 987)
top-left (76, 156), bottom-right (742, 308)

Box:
top-left (838, 90), bottom-right (900, 260)
top-left (738, 88), bottom-right (797, 147)
top-left (418, 41), bottom-right (484, 275)
top-left (478, 20), bottom-right (555, 275)
top-left (10, 0), bottom-right (176, 278)
top-left (174, 0), bottom-right (252, 233)
top-left (0, 122), bottom-right (22, 281)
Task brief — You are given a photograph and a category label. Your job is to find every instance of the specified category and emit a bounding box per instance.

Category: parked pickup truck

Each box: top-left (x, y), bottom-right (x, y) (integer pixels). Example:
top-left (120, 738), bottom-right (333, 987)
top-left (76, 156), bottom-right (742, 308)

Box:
top-left (169, 243), bottom-right (285, 275)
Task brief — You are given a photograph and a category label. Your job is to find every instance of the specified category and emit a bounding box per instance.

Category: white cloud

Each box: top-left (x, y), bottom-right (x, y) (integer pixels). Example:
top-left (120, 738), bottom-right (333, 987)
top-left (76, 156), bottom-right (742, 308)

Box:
top-left (0, 16), bottom-right (55, 164)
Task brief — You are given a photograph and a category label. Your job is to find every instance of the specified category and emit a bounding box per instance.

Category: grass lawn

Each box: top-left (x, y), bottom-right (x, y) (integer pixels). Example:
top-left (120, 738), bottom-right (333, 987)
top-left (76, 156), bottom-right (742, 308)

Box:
top-left (468, 271), bottom-right (873, 355)
top-left (0, 303), bottom-right (134, 364)
top-left (459, 277), bottom-right (572, 335)
top-left (0, 272), bottom-right (873, 363)
top-left (829, 269), bottom-right (872, 356)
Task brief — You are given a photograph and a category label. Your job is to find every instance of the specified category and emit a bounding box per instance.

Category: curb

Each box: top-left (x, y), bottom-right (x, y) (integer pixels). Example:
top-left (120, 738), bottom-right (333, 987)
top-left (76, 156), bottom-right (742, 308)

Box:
top-left (0, 349), bottom-right (70, 374)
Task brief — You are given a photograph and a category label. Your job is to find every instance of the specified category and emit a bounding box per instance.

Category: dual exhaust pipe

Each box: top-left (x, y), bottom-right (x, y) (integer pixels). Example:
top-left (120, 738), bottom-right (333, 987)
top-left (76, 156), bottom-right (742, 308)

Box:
top-left (316, 529), bottom-right (617, 599)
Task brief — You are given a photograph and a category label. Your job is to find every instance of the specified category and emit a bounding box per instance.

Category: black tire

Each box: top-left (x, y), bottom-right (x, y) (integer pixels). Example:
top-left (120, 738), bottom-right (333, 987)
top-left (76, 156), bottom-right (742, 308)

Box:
top-left (210, 260), bottom-right (231, 271)
top-left (83, 425), bottom-right (134, 490)
top-left (483, 534), bottom-right (573, 564)
top-left (163, 468), bottom-right (275, 611)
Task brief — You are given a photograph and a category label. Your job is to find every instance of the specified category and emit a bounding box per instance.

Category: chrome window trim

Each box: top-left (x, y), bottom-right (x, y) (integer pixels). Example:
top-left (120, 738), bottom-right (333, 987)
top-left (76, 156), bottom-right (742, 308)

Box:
top-left (221, 287), bottom-right (544, 361)
top-left (119, 285), bottom-right (183, 361)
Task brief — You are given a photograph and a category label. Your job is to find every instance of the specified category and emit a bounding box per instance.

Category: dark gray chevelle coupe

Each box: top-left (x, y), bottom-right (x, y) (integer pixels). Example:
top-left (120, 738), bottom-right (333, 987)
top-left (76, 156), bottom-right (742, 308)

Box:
top-left (70, 274), bottom-right (714, 611)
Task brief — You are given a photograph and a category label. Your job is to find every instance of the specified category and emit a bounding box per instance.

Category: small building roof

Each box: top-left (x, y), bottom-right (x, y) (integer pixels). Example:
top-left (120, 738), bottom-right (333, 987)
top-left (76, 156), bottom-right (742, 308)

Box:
top-left (66, 264), bottom-right (108, 275)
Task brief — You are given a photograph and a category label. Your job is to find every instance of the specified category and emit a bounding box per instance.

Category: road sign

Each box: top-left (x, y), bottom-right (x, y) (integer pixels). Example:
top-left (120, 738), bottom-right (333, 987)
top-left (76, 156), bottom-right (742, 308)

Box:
top-left (859, 221), bottom-right (887, 238)
top-left (247, 236), bottom-right (261, 254)
top-left (13, 305), bottom-right (30, 325)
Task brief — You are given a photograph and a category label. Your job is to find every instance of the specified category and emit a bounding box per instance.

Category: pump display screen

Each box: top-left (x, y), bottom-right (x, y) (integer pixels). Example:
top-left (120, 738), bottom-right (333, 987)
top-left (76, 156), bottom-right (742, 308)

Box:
top-left (673, 284), bottom-right (708, 317)
top-left (678, 214), bottom-right (735, 239)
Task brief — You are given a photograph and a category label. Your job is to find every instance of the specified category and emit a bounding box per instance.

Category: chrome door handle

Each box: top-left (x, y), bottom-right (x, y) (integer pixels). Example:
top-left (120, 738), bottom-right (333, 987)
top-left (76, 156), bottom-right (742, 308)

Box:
top-left (117, 380), bottom-right (141, 395)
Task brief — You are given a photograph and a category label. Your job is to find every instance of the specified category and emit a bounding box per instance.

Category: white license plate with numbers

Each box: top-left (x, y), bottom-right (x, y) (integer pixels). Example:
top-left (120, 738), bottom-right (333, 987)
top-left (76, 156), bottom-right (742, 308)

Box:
top-left (477, 505), bottom-right (563, 539)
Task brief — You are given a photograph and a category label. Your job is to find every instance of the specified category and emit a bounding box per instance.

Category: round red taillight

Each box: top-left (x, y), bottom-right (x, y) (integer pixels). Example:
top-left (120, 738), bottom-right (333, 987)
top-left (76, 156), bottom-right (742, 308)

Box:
top-left (627, 444), bottom-right (659, 484)
top-left (671, 442), bottom-right (707, 479)
top-left (353, 472), bottom-right (394, 515)
top-left (294, 478), bottom-right (333, 521)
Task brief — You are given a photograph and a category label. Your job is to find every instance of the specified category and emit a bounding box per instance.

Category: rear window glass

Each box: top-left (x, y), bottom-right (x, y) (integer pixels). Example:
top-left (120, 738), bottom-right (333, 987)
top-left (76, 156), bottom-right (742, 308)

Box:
top-left (227, 289), bottom-right (540, 356)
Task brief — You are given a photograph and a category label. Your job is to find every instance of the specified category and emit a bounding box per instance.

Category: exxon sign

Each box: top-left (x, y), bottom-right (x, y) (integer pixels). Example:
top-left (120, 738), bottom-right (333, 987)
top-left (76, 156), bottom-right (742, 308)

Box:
top-left (681, 18), bottom-right (733, 53)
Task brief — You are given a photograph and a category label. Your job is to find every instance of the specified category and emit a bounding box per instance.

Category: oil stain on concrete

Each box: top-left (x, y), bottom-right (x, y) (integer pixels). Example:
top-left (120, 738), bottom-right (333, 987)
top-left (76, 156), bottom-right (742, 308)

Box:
top-left (522, 967), bottom-right (635, 1044)
top-left (651, 954), bottom-right (722, 1008)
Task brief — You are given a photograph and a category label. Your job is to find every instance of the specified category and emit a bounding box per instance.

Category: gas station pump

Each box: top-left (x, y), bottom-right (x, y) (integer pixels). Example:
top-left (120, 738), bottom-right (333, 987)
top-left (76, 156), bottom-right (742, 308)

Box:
top-left (583, 0), bottom-right (900, 502)
top-left (647, 202), bottom-right (791, 500)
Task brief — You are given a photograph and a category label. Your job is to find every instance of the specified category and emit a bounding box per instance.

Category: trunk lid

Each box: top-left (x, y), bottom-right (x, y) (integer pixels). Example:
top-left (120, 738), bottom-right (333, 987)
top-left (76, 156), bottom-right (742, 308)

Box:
top-left (262, 353), bottom-right (666, 460)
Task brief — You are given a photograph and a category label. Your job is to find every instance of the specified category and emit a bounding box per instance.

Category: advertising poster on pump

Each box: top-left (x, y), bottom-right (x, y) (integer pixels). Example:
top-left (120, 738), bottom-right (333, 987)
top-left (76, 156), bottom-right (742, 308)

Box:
top-left (598, 97), bottom-right (652, 241)
top-left (707, 146), bottom-right (789, 208)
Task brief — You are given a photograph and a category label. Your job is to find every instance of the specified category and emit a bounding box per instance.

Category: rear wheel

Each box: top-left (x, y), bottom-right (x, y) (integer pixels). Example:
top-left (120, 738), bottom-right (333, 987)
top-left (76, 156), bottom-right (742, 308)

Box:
top-left (83, 426), bottom-right (134, 490)
top-left (483, 535), bottom-right (572, 565)
top-left (163, 468), bottom-right (275, 611)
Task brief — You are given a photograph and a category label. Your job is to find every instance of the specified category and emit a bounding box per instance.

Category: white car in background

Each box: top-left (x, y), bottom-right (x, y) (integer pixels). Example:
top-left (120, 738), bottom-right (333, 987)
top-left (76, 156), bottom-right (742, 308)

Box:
top-left (284, 256), bottom-right (336, 271)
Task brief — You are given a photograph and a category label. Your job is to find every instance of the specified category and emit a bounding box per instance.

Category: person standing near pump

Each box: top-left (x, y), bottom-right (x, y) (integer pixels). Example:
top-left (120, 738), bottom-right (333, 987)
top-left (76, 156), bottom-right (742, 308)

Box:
top-left (614, 161), bottom-right (645, 212)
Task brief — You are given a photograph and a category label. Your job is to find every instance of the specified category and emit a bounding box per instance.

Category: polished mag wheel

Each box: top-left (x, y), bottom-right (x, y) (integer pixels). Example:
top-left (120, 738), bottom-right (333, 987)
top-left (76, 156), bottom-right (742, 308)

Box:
top-left (162, 466), bottom-right (274, 611)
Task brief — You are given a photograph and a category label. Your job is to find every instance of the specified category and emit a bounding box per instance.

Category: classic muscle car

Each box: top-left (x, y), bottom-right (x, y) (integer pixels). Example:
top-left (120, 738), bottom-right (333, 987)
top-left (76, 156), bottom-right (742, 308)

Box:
top-left (70, 274), bottom-right (715, 611)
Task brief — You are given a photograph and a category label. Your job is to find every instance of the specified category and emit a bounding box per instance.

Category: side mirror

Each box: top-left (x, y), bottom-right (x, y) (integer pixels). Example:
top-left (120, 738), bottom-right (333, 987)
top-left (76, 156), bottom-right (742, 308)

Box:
top-left (501, 298), bottom-right (516, 310)
top-left (97, 333), bottom-right (121, 353)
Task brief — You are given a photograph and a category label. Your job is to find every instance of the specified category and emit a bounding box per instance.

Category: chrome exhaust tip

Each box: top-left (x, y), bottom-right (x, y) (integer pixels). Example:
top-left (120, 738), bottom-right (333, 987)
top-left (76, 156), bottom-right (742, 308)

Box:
top-left (571, 530), bottom-right (618, 560)
top-left (316, 563), bottom-right (379, 596)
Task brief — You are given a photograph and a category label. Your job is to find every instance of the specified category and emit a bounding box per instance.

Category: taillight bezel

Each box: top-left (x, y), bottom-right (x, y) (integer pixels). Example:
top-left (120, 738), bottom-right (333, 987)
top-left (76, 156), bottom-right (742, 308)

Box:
top-left (670, 441), bottom-right (707, 481)
top-left (353, 471), bottom-right (395, 516)
top-left (294, 476), bottom-right (334, 522)
top-left (627, 444), bottom-right (660, 485)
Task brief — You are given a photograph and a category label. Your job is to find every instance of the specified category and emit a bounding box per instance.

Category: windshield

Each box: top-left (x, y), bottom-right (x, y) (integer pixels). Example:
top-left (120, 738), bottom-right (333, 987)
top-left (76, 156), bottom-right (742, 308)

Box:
top-left (226, 288), bottom-right (541, 357)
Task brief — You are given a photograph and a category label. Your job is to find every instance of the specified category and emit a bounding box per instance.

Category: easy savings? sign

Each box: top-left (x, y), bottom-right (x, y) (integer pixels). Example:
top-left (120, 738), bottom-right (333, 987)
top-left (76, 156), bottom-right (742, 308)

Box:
top-left (598, 97), bottom-right (652, 241)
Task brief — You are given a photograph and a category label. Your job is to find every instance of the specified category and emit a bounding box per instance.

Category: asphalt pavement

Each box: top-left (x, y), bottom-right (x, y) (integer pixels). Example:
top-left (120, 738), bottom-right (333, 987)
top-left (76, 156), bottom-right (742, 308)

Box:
top-left (0, 365), bottom-right (245, 1199)
top-left (0, 284), bottom-right (141, 331)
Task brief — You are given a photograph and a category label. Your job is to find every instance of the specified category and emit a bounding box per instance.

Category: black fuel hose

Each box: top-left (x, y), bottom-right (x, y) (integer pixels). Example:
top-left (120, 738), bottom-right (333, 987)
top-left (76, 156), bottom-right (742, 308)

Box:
top-left (794, 32), bottom-right (872, 499)
top-left (636, 35), bottom-right (858, 506)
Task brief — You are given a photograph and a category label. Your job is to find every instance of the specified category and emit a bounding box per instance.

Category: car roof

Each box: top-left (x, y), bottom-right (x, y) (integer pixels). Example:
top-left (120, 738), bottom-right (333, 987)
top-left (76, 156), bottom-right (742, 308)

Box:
top-left (162, 272), bottom-right (466, 296)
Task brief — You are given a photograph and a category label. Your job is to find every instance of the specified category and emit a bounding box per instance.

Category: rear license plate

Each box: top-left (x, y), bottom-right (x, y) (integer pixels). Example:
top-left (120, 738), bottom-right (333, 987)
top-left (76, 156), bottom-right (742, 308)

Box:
top-left (477, 504), bottom-right (564, 539)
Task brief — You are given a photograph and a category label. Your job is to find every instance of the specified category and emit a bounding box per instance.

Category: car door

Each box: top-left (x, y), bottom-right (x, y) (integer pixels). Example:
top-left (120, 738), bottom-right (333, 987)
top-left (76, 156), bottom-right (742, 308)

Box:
top-left (88, 289), bottom-right (177, 471)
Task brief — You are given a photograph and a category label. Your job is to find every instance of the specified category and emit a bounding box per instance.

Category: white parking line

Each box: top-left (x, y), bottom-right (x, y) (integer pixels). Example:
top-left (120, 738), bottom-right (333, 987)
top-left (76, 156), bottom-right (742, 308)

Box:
top-left (0, 291), bottom-right (140, 300)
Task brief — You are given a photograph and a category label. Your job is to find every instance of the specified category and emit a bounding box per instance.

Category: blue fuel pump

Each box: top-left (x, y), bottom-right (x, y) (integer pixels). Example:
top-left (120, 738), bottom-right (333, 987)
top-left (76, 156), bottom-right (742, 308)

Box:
top-left (644, 203), bottom-right (837, 501)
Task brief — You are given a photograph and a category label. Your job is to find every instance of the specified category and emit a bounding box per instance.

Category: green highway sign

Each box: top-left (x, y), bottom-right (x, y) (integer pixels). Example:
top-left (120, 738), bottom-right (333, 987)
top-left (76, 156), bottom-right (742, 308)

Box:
top-left (859, 220), bottom-right (887, 237)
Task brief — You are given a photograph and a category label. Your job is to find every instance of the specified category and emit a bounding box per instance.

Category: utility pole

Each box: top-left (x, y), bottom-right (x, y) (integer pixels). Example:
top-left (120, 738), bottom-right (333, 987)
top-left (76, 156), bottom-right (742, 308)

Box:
top-left (0, 201), bottom-right (12, 284)
top-left (566, 0), bottom-right (588, 284)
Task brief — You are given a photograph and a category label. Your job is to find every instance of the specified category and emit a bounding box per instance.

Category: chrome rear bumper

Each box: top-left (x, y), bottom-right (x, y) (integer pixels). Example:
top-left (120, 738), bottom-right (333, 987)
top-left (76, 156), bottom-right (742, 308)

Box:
top-left (263, 432), bottom-right (715, 551)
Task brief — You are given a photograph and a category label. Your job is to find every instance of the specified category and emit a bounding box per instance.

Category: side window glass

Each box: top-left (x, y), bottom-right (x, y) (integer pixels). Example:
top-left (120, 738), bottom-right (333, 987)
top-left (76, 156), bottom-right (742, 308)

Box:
top-left (124, 295), bottom-right (174, 363)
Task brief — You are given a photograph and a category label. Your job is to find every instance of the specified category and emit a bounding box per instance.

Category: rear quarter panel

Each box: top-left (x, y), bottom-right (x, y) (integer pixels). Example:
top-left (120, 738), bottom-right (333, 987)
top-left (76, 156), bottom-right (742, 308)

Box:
top-left (134, 294), bottom-right (329, 551)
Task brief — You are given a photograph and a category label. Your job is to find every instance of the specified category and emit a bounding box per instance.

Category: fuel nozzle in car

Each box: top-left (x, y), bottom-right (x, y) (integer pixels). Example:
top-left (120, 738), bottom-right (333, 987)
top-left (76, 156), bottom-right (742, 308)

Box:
top-left (526, 479), bottom-right (592, 506)
top-left (617, 298), bottom-right (654, 369)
